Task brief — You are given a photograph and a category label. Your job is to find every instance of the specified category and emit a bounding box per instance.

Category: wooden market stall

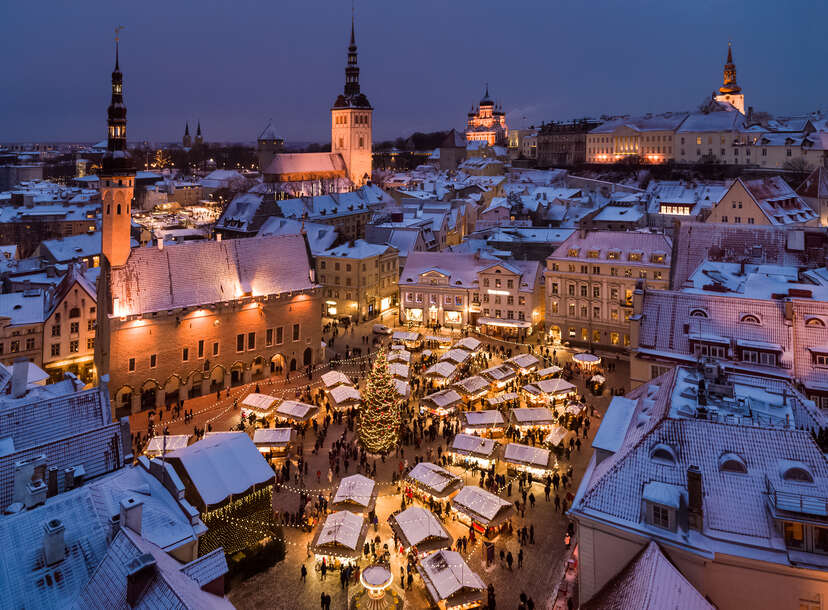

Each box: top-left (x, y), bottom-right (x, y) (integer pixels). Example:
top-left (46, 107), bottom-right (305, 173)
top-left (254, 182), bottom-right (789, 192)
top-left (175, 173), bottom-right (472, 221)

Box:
top-left (450, 486), bottom-right (515, 540)
top-left (405, 462), bottom-right (463, 501)
top-left (274, 400), bottom-right (319, 425)
top-left (331, 474), bottom-right (377, 514)
top-left (460, 410), bottom-right (506, 437)
top-left (388, 506), bottom-right (453, 555)
top-left (448, 433), bottom-right (498, 468)
top-left (502, 442), bottom-right (557, 478)
top-left (509, 407), bottom-right (557, 431)
top-left (480, 365), bottom-right (517, 389)
top-left (422, 388), bottom-right (464, 417)
top-left (417, 550), bottom-right (486, 610)
top-left (452, 375), bottom-right (491, 404)
top-left (252, 427), bottom-right (295, 457)
top-left (309, 510), bottom-right (368, 568)
top-left (504, 353), bottom-right (540, 375)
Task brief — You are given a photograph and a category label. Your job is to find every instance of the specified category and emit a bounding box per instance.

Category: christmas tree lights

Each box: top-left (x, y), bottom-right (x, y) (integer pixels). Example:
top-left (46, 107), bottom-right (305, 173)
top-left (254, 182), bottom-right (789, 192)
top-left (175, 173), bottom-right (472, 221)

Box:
top-left (357, 349), bottom-right (401, 454)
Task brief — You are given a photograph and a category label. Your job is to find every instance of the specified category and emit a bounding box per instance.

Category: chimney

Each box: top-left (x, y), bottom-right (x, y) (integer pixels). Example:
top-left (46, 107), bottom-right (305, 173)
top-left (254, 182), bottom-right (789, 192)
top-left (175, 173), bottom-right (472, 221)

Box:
top-left (784, 300), bottom-right (794, 322)
top-left (47, 466), bottom-right (59, 498)
top-left (63, 467), bottom-right (75, 491)
top-left (687, 465), bottom-right (703, 531)
top-left (126, 553), bottom-right (157, 607)
top-left (157, 237), bottom-right (164, 250)
top-left (43, 519), bottom-right (66, 565)
top-left (11, 358), bottom-right (28, 398)
top-left (120, 496), bottom-right (143, 535)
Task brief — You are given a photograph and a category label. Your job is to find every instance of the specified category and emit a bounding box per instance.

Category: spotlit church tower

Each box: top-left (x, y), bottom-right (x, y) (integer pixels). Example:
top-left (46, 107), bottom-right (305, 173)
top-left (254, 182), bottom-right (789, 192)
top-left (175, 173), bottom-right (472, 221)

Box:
top-left (96, 36), bottom-right (322, 417)
top-left (714, 42), bottom-right (745, 114)
top-left (331, 16), bottom-right (373, 187)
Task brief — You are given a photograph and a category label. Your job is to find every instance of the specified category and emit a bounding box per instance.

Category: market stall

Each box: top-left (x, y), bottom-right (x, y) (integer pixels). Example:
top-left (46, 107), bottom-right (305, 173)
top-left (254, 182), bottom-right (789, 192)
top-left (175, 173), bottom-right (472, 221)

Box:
top-left (485, 392), bottom-right (519, 409)
top-left (388, 349), bottom-right (411, 364)
top-left (145, 434), bottom-right (190, 457)
top-left (480, 365), bottom-right (517, 388)
top-left (424, 361), bottom-right (458, 386)
top-left (423, 334), bottom-right (454, 349)
top-left (388, 506), bottom-right (453, 555)
top-left (544, 425), bottom-right (576, 450)
top-left (252, 427), bottom-right (295, 457)
top-left (589, 374), bottom-right (607, 395)
top-left (331, 474), bottom-right (377, 514)
top-left (392, 331), bottom-right (422, 350)
top-left (328, 384), bottom-right (362, 410)
top-left (454, 337), bottom-right (482, 353)
top-left (440, 348), bottom-right (473, 366)
top-left (448, 433), bottom-right (498, 468)
top-left (240, 392), bottom-right (279, 420)
top-left (504, 353), bottom-right (541, 375)
top-left (273, 400), bottom-right (319, 425)
top-left (509, 407), bottom-right (557, 431)
top-left (450, 486), bottom-right (515, 540)
top-left (421, 388), bottom-right (464, 417)
top-left (406, 462), bottom-right (463, 501)
top-left (389, 363), bottom-right (410, 380)
top-left (321, 370), bottom-right (353, 390)
top-left (452, 375), bottom-right (491, 404)
top-left (536, 365), bottom-right (563, 379)
top-left (393, 378), bottom-right (411, 399)
top-left (417, 550), bottom-right (486, 610)
top-left (521, 378), bottom-right (577, 404)
top-left (460, 410), bottom-right (506, 437)
top-left (309, 510), bottom-right (368, 567)
top-left (502, 442), bottom-right (557, 478)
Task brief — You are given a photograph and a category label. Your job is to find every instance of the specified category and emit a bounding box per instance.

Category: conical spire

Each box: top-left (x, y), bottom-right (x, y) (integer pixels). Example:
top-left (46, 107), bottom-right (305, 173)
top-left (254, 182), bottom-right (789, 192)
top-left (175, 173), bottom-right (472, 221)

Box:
top-left (719, 41), bottom-right (741, 94)
top-left (184, 122), bottom-right (190, 136)
top-left (197, 121), bottom-right (202, 136)
top-left (727, 40), bottom-right (733, 64)
top-left (102, 27), bottom-right (132, 175)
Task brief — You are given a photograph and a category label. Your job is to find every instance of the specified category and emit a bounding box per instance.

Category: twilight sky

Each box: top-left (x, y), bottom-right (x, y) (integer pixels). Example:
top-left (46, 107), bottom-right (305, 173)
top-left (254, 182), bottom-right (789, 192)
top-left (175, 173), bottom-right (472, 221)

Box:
top-left (1, 0), bottom-right (826, 144)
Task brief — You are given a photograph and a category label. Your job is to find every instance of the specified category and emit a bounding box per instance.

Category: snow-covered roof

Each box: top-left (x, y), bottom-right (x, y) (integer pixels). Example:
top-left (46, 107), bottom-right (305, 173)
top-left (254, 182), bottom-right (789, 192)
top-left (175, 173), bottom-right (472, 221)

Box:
top-left (454, 337), bottom-right (481, 352)
top-left (510, 407), bottom-right (556, 424)
top-left (257, 217), bottom-right (337, 254)
top-left (389, 506), bottom-right (452, 550)
top-left (486, 392), bottom-right (519, 407)
top-left (503, 443), bottom-right (552, 469)
top-left (407, 462), bottom-right (463, 496)
top-left (241, 392), bottom-right (279, 411)
top-left (451, 486), bottom-right (514, 525)
top-left (592, 397), bottom-right (637, 454)
top-left (0, 290), bottom-right (46, 325)
top-left (167, 432), bottom-right (274, 509)
top-left (451, 433), bottom-right (497, 458)
top-left (312, 510), bottom-right (366, 554)
top-left (275, 400), bottom-right (318, 421)
top-left (453, 375), bottom-right (490, 395)
top-left (537, 366), bottom-right (563, 377)
top-left (321, 370), bottom-right (352, 389)
top-left (418, 550), bottom-right (485, 605)
top-left (389, 363), bottom-right (410, 379)
top-left (424, 388), bottom-right (463, 408)
top-left (424, 361), bottom-right (457, 379)
top-left (112, 234), bottom-right (314, 315)
top-left (37, 231), bottom-right (100, 263)
top-left (387, 349), bottom-right (411, 363)
top-left (530, 378), bottom-right (576, 395)
top-left (544, 425), bottom-right (575, 447)
top-left (332, 474), bottom-right (376, 510)
top-left (329, 384), bottom-right (361, 407)
top-left (252, 427), bottom-right (293, 446)
top-left (581, 541), bottom-right (713, 610)
top-left (145, 434), bottom-right (191, 455)
top-left (263, 152), bottom-right (347, 179)
top-left (462, 410), bottom-right (505, 427)
top-left (440, 348), bottom-right (472, 365)
top-left (480, 365), bottom-right (516, 382)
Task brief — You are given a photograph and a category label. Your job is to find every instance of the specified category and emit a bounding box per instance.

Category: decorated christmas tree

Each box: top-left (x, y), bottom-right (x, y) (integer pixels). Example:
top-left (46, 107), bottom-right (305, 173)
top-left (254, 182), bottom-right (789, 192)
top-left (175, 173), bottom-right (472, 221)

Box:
top-left (357, 348), bottom-right (401, 455)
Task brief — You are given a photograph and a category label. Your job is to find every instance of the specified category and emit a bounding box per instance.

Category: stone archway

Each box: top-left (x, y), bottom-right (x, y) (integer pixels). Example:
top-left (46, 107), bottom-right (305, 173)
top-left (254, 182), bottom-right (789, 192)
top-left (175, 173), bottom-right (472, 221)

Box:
top-left (210, 365), bottom-right (226, 391)
top-left (187, 371), bottom-right (204, 399)
top-left (141, 380), bottom-right (160, 411)
top-left (271, 353), bottom-right (286, 376)
top-left (303, 347), bottom-right (313, 367)
top-left (289, 358), bottom-right (297, 372)
top-left (164, 375), bottom-right (181, 406)
top-left (115, 385), bottom-right (134, 417)
top-left (230, 361), bottom-right (245, 387)
top-left (251, 356), bottom-right (266, 381)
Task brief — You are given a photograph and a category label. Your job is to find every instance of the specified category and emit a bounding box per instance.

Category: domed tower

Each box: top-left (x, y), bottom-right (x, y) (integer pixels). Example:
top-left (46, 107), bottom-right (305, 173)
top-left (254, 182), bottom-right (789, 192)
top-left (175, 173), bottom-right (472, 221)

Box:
top-left (331, 13), bottom-right (373, 187)
top-left (714, 42), bottom-right (745, 114)
top-left (100, 29), bottom-right (134, 269)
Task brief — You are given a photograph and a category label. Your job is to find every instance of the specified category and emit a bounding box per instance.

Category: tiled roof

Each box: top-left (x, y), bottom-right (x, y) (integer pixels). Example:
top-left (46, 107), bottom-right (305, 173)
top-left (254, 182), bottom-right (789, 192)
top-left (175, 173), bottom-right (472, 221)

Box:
top-left (111, 234), bottom-right (314, 314)
top-left (581, 541), bottom-right (713, 610)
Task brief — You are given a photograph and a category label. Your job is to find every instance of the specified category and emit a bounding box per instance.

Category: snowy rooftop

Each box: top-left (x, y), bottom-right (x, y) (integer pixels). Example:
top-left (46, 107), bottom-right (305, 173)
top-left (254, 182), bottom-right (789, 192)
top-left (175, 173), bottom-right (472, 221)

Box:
top-left (453, 375), bottom-right (490, 395)
top-left (0, 290), bottom-right (46, 325)
top-left (389, 363), bottom-right (410, 379)
top-left (418, 550), bottom-right (485, 604)
top-left (462, 410), bottom-right (505, 427)
top-left (252, 427), bottom-right (293, 445)
top-left (329, 384), bottom-right (361, 406)
top-left (312, 510), bottom-right (366, 554)
top-left (451, 433), bottom-right (497, 458)
top-left (321, 370), bottom-right (353, 389)
top-left (407, 462), bottom-right (463, 495)
top-left (531, 378), bottom-right (576, 395)
top-left (167, 432), bottom-right (274, 509)
top-left (332, 474), bottom-right (376, 510)
top-left (440, 348), bottom-right (472, 365)
top-left (424, 361), bottom-right (457, 379)
top-left (510, 407), bottom-right (556, 424)
top-left (454, 337), bottom-right (482, 352)
top-left (145, 434), bottom-right (191, 455)
top-left (451, 486), bottom-right (514, 524)
top-left (241, 392), bottom-right (279, 411)
top-left (389, 506), bottom-right (452, 550)
top-left (424, 388), bottom-right (463, 408)
top-left (480, 365), bottom-right (517, 382)
top-left (503, 443), bottom-right (552, 469)
top-left (275, 400), bottom-right (318, 421)
top-left (387, 349), bottom-right (411, 363)
top-left (504, 353), bottom-right (540, 370)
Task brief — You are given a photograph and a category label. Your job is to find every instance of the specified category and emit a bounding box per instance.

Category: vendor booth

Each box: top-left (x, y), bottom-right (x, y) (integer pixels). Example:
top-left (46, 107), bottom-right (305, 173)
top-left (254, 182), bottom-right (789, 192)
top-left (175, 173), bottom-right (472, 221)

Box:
top-left (252, 427), bottom-right (294, 457)
top-left (388, 349), bottom-right (411, 364)
top-left (502, 442), bottom-right (557, 478)
top-left (389, 363), bottom-right (410, 380)
top-left (388, 506), bottom-right (453, 555)
top-left (536, 365), bottom-right (563, 379)
top-left (440, 348), bottom-right (472, 366)
top-left (310, 510), bottom-right (368, 567)
top-left (321, 370), bottom-right (353, 390)
top-left (504, 353), bottom-right (540, 375)
top-left (422, 388), bottom-right (464, 417)
top-left (461, 410), bottom-right (506, 436)
top-left (424, 361), bottom-right (458, 386)
top-left (417, 550), bottom-right (486, 610)
top-left (485, 392), bottom-right (519, 408)
top-left (392, 331), bottom-right (422, 350)
top-left (448, 433), bottom-right (498, 468)
top-left (509, 407), bottom-right (557, 430)
top-left (480, 365), bottom-right (517, 388)
top-left (451, 486), bottom-right (515, 540)
top-left (145, 434), bottom-right (190, 457)
top-left (393, 378), bottom-right (411, 399)
top-left (521, 378), bottom-right (577, 404)
top-left (544, 425), bottom-right (576, 449)
top-left (240, 392), bottom-right (279, 420)
top-left (331, 474), bottom-right (377, 514)
top-left (424, 334), bottom-right (454, 349)
top-left (454, 337), bottom-right (482, 353)
top-left (328, 384), bottom-right (362, 410)
top-left (572, 352), bottom-right (601, 371)
top-left (406, 462), bottom-right (463, 501)
top-left (452, 375), bottom-right (490, 404)
top-left (274, 400), bottom-right (319, 425)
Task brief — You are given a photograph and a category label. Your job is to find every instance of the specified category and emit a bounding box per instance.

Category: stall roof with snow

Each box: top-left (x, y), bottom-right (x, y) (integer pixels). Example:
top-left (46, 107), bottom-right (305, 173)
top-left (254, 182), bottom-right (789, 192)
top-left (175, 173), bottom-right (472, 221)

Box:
top-left (388, 349), bottom-right (411, 363)
top-left (450, 434), bottom-right (498, 460)
top-left (454, 337), bottom-right (482, 352)
top-left (274, 400), bottom-right (319, 423)
top-left (440, 348), bottom-right (472, 365)
top-left (331, 474), bottom-right (377, 513)
top-left (329, 385), bottom-right (362, 409)
top-left (504, 353), bottom-right (540, 372)
top-left (252, 427), bottom-right (294, 448)
top-left (453, 375), bottom-right (491, 397)
top-left (321, 370), bottom-right (353, 389)
top-left (503, 442), bottom-right (553, 470)
top-left (451, 486), bottom-right (514, 527)
top-left (418, 550), bottom-right (486, 608)
top-left (462, 410), bottom-right (506, 428)
top-left (145, 434), bottom-right (190, 456)
top-left (388, 506), bottom-right (452, 553)
top-left (510, 407), bottom-right (556, 426)
top-left (310, 510), bottom-right (368, 559)
top-left (481, 365), bottom-right (517, 383)
top-left (424, 361), bottom-right (457, 380)
top-left (406, 462), bottom-right (463, 498)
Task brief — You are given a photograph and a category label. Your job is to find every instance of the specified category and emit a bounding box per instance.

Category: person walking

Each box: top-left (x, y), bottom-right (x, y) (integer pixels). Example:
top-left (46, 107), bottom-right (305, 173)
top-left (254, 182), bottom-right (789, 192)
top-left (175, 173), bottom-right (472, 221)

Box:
top-left (518, 548), bottom-right (524, 569)
top-left (555, 494), bottom-right (561, 512)
top-left (530, 524), bottom-right (535, 544)
top-left (301, 564), bottom-right (307, 583)
top-left (320, 560), bottom-right (327, 581)
top-left (506, 551), bottom-right (513, 571)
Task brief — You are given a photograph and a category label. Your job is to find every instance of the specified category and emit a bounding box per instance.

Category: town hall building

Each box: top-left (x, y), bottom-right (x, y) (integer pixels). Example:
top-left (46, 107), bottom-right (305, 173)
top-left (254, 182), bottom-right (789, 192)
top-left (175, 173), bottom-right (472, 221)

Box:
top-left (259, 16), bottom-right (373, 196)
top-left (94, 39), bottom-right (322, 418)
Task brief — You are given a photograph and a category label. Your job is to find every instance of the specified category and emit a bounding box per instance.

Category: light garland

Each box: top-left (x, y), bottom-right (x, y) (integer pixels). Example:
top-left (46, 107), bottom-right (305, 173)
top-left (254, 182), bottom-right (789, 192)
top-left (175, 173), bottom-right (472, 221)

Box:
top-left (357, 349), bottom-right (401, 455)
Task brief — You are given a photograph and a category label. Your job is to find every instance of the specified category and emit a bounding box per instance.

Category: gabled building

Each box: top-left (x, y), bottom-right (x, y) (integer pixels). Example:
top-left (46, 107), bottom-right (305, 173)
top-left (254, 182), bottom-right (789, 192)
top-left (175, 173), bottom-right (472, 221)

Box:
top-left (797, 166), bottom-right (828, 227)
top-left (707, 176), bottom-right (819, 226)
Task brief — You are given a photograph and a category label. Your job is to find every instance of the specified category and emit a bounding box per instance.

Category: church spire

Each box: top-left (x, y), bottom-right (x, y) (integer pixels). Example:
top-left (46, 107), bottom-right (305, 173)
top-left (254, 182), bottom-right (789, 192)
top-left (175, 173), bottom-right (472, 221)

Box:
top-left (344, 7), bottom-right (360, 97)
top-left (719, 41), bottom-right (741, 95)
top-left (184, 122), bottom-right (190, 136)
top-left (102, 26), bottom-right (132, 175)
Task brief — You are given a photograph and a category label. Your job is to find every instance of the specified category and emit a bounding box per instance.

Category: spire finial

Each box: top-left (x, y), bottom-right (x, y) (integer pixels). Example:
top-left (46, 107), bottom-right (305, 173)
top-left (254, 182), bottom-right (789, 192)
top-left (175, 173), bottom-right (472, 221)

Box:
top-left (114, 25), bottom-right (124, 70)
top-left (726, 40), bottom-right (733, 64)
top-left (485, 82), bottom-right (489, 97)
top-left (350, 0), bottom-right (356, 45)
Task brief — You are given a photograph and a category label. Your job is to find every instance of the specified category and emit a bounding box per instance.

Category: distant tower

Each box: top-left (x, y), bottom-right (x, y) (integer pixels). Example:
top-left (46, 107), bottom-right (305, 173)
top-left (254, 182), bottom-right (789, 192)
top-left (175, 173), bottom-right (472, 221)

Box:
top-left (195, 120), bottom-right (203, 147)
top-left (714, 42), bottom-right (745, 114)
top-left (100, 29), bottom-right (134, 269)
top-left (256, 120), bottom-right (285, 171)
top-left (182, 122), bottom-right (192, 148)
top-left (331, 12), bottom-right (373, 187)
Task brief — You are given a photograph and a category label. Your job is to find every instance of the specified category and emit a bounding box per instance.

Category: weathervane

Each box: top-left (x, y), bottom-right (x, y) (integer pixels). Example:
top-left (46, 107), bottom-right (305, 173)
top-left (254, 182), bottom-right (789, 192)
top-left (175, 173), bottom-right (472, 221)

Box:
top-left (115, 25), bottom-right (124, 41)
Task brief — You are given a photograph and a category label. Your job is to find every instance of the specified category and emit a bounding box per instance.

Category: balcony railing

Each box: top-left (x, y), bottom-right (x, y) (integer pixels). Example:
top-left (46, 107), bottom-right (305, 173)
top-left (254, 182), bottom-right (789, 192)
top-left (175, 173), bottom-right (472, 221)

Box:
top-left (766, 475), bottom-right (828, 517)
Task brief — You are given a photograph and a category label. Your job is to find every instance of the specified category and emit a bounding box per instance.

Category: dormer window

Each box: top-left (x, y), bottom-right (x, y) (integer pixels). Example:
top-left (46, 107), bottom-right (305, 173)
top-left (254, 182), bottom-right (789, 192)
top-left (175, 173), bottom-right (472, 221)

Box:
top-left (628, 252), bottom-right (643, 262)
top-left (689, 308), bottom-right (708, 318)
top-left (805, 317), bottom-right (826, 327)
top-left (642, 481), bottom-right (681, 531)
top-left (718, 452), bottom-right (747, 474)
top-left (781, 462), bottom-right (814, 484)
top-left (740, 314), bottom-right (761, 325)
top-left (567, 248), bottom-right (579, 257)
top-left (649, 443), bottom-right (677, 466)
top-left (607, 250), bottom-right (620, 260)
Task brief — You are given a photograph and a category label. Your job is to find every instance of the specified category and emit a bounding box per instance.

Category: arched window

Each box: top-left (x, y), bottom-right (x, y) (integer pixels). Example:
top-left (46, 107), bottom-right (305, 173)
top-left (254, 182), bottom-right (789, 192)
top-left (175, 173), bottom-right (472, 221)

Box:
top-left (740, 314), bottom-right (761, 325)
top-left (782, 462), bottom-right (814, 483)
top-left (650, 443), bottom-right (677, 465)
top-left (805, 317), bottom-right (826, 327)
top-left (718, 452), bottom-right (747, 474)
top-left (117, 204), bottom-right (121, 215)
top-left (689, 309), bottom-right (708, 318)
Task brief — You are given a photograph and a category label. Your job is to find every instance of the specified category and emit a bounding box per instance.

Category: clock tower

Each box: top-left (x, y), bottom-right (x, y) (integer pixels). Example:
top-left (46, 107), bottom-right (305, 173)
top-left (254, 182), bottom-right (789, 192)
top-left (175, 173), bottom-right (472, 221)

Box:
top-left (714, 42), bottom-right (745, 114)
top-left (331, 15), bottom-right (372, 188)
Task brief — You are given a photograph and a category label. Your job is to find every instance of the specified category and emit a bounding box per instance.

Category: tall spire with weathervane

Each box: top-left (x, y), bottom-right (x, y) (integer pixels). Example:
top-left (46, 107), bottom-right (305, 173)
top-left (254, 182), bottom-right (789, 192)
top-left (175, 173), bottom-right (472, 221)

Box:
top-left (719, 41), bottom-right (741, 95)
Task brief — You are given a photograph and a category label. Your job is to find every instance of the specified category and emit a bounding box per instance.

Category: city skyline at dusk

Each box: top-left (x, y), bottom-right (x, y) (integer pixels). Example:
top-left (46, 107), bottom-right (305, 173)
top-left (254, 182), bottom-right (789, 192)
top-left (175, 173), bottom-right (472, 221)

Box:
top-left (2, 0), bottom-right (827, 143)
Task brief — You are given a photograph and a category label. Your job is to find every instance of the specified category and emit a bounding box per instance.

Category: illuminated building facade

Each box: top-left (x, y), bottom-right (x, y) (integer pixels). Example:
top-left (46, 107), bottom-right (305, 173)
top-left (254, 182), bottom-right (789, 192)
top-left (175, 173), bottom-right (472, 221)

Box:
top-left (466, 85), bottom-right (508, 146)
top-left (94, 40), bottom-right (322, 417)
top-left (586, 113), bottom-right (687, 164)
